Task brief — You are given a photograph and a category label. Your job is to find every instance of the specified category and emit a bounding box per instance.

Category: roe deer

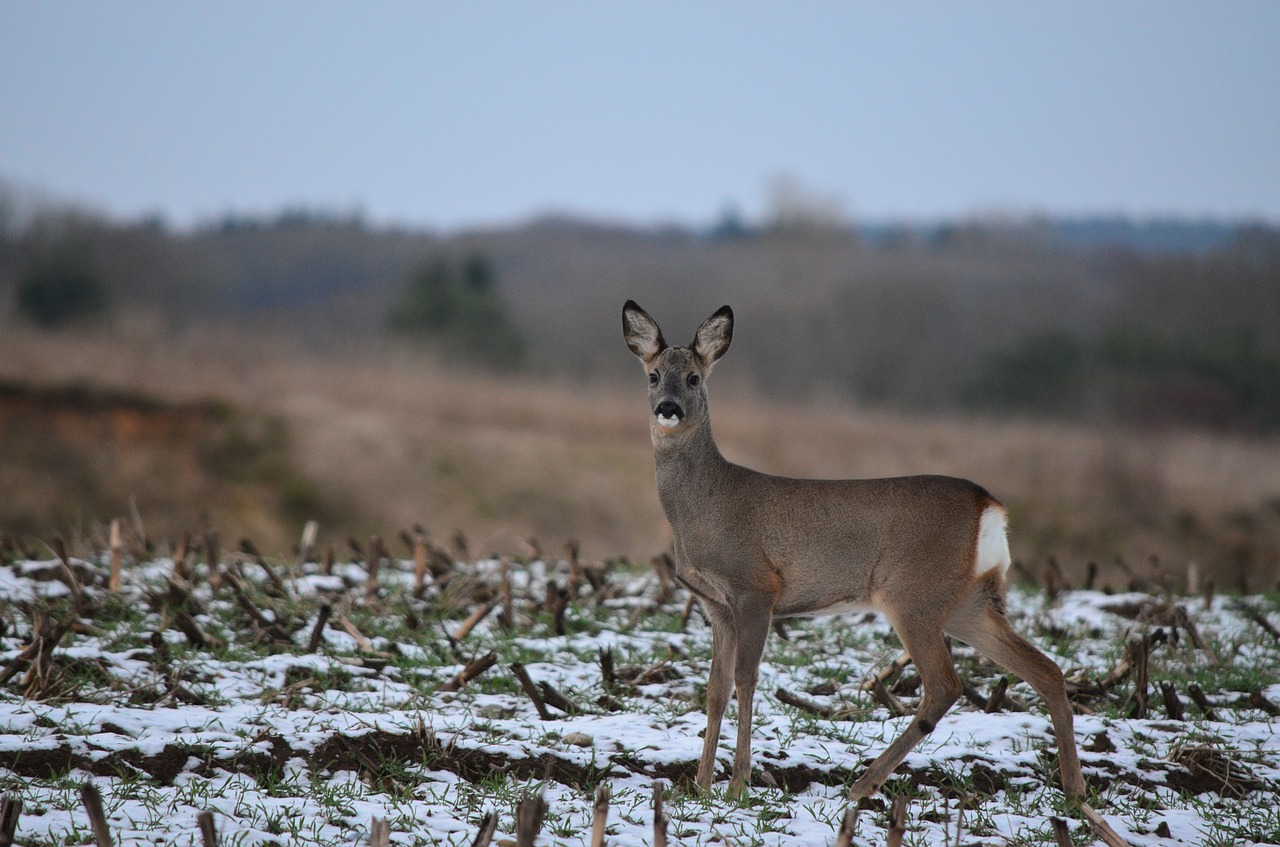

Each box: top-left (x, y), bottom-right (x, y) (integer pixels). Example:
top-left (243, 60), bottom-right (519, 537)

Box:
top-left (621, 300), bottom-right (1085, 801)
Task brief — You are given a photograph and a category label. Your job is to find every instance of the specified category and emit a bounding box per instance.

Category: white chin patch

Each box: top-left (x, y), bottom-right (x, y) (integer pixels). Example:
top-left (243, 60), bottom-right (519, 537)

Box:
top-left (656, 414), bottom-right (681, 429)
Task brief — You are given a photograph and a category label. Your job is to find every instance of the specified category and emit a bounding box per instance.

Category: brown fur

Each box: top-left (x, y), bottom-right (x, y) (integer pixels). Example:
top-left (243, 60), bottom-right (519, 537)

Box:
top-left (622, 300), bottom-right (1085, 801)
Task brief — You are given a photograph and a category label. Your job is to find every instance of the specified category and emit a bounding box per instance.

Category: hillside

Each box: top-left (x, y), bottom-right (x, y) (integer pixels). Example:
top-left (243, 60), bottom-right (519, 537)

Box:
top-left (2, 192), bottom-right (1279, 586)
top-left (2, 194), bottom-right (1278, 430)
top-left (2, 327), bottom-right (1278, 593)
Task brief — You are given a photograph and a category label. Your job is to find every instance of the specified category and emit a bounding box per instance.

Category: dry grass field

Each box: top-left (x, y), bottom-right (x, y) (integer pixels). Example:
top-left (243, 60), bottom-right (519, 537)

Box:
top-left (2, 325), bottom-right (1279, 591)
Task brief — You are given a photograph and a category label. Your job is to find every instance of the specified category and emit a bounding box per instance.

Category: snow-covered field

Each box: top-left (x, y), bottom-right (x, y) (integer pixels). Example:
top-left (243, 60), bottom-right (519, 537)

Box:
top-left (1, 551), bottom-right (1278, 846)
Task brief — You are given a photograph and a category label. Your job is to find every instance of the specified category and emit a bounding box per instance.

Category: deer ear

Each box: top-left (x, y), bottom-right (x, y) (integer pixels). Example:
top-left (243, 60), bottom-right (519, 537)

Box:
top-left (622, 300), bottom-right (666, 362)
top-left (692, 305), bottom-right (733, 367)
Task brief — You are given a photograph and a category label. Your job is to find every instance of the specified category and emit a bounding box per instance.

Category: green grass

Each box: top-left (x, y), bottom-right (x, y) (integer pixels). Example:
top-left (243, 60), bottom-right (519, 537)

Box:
top-left (2, 550), bottom-right (1279, 846)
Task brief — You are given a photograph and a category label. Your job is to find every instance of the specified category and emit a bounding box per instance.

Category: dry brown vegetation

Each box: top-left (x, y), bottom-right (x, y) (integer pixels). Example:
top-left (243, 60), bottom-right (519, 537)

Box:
top-left (4, 199), bottom-right (1278, 432)
top-left (3, 324), bottom-right (1278, 590)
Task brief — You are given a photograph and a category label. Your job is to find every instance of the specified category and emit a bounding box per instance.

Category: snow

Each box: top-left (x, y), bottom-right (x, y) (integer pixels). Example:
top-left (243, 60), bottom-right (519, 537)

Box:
top-left (0, 555), bottom-right (1278, 846)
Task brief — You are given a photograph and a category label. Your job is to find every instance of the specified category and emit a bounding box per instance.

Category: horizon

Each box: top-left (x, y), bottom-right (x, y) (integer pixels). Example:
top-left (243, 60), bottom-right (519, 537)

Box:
top-left (5, 177), bottom-right (1274, 240)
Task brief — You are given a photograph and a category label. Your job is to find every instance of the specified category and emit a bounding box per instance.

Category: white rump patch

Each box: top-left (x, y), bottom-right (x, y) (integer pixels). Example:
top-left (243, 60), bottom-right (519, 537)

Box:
top-left (656, 413), bottom-right (681, 428)
top-left (975, 505), bottom-right (1011, 576)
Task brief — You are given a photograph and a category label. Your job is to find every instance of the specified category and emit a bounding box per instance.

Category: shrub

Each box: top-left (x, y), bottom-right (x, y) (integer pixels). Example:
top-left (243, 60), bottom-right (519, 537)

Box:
top-left (387, 252), bottom-right (526, 369)
top-left (965, 330), bottom-right (1085, 413)
top-left (16, 249), bottom-right (109, 327)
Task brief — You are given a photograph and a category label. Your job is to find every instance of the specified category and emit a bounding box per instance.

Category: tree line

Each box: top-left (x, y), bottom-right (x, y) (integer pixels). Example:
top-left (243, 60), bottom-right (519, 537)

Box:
top-left (2, 183), bottom-right (1278, 432)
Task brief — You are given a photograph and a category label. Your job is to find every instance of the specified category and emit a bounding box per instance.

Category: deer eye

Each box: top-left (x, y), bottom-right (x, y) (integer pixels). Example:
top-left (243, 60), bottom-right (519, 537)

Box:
top-left (687, 373), bottom-right (701, 387)
top-left (648, 372), bottom-right (659, 385)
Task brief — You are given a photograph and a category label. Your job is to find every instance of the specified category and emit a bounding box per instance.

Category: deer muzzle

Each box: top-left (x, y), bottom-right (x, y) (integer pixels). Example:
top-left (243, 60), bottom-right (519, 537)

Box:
top-left (654, 400), bottom-right (683, 428)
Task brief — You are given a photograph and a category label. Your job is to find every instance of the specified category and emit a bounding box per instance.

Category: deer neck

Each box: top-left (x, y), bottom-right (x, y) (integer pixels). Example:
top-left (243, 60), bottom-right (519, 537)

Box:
top-left (652, 417), bottom-right (730, 519)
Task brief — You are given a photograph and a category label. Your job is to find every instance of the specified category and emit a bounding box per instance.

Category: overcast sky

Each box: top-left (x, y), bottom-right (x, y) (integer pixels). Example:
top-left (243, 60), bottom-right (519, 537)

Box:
top-left (2, 2), bottom-right (1277, 230)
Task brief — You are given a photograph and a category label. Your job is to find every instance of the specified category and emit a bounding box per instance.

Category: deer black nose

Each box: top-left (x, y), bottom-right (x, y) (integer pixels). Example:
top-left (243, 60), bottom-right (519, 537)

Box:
top-left (654, 400), bottom-right (683, 420)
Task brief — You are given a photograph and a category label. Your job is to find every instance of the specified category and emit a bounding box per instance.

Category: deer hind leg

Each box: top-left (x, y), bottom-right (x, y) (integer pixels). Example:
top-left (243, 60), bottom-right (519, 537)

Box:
top-left (696, 604), bottom-right (737, 791)
top-left (849, 612), bottom-right (963, 801)
top-left (945, 577), bottom-right (1086, 800)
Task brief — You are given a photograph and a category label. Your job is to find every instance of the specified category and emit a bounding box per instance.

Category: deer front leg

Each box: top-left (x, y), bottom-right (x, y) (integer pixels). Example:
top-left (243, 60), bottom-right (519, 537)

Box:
top-left (696, 606), bottom-right (737, 791)
top-left (728, 593), bottom-right (775, 797)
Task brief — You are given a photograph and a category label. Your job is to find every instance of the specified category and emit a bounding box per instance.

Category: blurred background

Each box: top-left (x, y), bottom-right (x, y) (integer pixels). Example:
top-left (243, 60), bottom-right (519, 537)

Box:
top-left (1, 3), bottom-right (1278, 589)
